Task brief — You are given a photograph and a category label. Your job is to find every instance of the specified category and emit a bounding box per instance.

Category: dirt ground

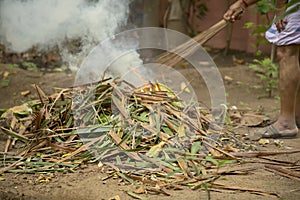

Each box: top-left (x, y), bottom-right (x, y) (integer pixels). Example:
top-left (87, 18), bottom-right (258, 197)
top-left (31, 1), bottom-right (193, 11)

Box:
top-left (0, 49), bottom-right (299, 200)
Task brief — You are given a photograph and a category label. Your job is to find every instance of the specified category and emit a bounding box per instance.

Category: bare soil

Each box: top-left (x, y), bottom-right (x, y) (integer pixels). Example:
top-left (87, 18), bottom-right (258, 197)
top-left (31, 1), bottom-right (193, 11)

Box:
top-left (0, 49), bottom-right (299, 200)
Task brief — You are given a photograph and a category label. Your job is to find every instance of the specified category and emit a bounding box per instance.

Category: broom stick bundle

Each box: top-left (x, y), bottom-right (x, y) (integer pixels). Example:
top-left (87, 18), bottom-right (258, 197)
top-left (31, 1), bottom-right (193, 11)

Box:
top-left (157, 8), bottom-right (244, 67)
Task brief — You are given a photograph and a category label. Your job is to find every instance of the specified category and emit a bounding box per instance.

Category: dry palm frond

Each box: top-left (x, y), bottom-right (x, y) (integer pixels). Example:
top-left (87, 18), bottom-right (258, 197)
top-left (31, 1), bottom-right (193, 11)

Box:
top-left (0, 77), bottom-right (298, 198)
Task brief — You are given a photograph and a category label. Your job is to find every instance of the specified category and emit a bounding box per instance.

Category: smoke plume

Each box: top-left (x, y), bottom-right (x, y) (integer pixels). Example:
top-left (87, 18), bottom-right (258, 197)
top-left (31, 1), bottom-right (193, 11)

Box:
top-left (0, 0), bottom-right (131, 52)
top-left (0, 0), bottom-right (153, 87)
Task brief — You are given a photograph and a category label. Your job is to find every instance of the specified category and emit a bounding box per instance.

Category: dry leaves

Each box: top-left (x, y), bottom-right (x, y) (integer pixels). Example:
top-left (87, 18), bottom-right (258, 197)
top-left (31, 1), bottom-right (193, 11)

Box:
top-left (0, 79), bottom-right (299, 198)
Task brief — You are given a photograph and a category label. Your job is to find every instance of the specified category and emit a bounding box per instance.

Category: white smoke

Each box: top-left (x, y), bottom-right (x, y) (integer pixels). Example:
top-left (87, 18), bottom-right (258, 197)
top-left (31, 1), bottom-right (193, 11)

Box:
top-left (0, 0), bottom-right (131, 52)
top-left (0, 0), bottom-right (153, 86)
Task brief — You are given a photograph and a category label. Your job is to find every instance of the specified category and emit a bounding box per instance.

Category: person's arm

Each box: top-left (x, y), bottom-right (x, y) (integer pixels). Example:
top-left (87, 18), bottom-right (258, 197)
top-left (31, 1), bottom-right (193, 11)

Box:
top-left (223, 0), bottom-right (260, 22)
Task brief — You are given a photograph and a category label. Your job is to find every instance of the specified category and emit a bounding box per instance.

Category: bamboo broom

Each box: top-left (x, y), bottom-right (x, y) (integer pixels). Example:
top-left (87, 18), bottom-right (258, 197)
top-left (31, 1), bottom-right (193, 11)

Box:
top-left (157, 9), bottom-right (244, 67)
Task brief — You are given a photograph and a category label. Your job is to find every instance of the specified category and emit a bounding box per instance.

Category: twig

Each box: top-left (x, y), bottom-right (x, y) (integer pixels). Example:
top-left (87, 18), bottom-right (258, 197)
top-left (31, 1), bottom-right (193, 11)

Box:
top-left (57, 136), bottom-right (102, 163)
top-left (264, 164), bottom-right (300, 181)
top-left (0, 157), bottom-right (25, 174)
top-left (0, 127), bottom-right (29, 142)
top-left (231, 149), bottom-right (300, 158)
top-left (203, 141), bottom-right (236, 159)
top-left (211, 183), bottom-right (280, 198)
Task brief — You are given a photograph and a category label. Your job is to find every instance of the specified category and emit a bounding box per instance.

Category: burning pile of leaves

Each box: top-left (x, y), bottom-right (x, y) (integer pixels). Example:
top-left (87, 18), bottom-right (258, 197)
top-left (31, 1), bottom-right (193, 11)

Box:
top-left (0, 78), bottom-right (297, 198)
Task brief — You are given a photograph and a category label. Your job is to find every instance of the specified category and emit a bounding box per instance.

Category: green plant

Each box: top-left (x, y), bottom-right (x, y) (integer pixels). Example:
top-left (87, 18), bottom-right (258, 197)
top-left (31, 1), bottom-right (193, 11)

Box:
top-left (249, 58), bottom-right (278, 98)
top-left (7, 64), bottom-right (19, 69)
top-left (0, 79), bottom-right (10, 88)
top-left (243, 0), bottom-right (276, 56)
top-left (21, 62), bottom-right (38, 70)
top-left (244, 0), bottom-right (299, 56)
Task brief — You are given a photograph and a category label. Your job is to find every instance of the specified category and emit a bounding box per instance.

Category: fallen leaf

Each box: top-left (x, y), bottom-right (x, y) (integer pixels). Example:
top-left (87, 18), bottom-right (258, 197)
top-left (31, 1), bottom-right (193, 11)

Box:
top-left (38, 174), bottom-right (51, 183)
top-left (180, 82), bottom-right (190, 93)
top-left (258, 138), bottom-right (270, 145)
top-left (241, 113), bottom-right (265, 127)
top-left (179, 62), bottom-right (188, 68)
top-left (1, 79), bottom-right (10, 87)
top-left (274, 139), bottom-right (283, 147)
top-left (20, 90), bottom-right (31, 96)
top-left (177, 156), bottom-right (189, 177)
top-left (126, 191), bottom-right (145, 200)
top-left (191, 141), bottom-right (201, 154)
top-left (207, 147), bottom-right (222, 157)
top-left (230, 112), bottom-right (242, 119)
top-left (177, 123), bottom-right (185, 137)
top-left (3, 71), bottom-right (9, 78)
top-left (1, 103), bottom-right (32, 117)
top-left (108, 195), bottom-right (121, 200)
top-left (134, 186), bottom-right (146, 194)
top-left (224, 75), bottom-right (233, 82)
top-left (232, 55), bottom-right (244, 64)
top-left (146, 141), bottom-right (166, 157)
top-left (224, 144), bottom-right (239, 152)
top-left (230, 105), bottom-right (238, 110)
top-left (98, 161), bottom-right (104, 168)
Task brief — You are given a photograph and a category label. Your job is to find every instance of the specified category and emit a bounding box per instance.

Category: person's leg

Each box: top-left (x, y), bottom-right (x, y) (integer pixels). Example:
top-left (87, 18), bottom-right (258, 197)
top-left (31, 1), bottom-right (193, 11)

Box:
top-left (295, 50), bottom-right (300, 127)
top-left (296, 88), bottom-right (300, 127)
top-left (262, 44), bottom-right (300, 138)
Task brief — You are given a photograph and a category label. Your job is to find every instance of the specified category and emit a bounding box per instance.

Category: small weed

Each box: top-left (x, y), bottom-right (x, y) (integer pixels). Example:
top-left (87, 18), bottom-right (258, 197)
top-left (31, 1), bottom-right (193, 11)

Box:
top-left (21, 62), bottom-right (38, 71)
top-left (0, 79), bottom-right (10, 88)
top-left (249, 58), bottom-right (278, 98)
top-left (243, 0), bottom-right (275, 55)
top-left (7, 64), bottom-right (19, 69)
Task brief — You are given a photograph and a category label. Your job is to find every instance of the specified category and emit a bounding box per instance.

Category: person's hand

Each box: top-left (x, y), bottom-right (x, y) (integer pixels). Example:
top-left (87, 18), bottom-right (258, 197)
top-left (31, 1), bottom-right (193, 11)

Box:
top-left (223, 1), bottom-right (246, 22)
top-left (275, 18), bottom-right (287, 32)
top-left (273, 0), bottom-right (288, 32)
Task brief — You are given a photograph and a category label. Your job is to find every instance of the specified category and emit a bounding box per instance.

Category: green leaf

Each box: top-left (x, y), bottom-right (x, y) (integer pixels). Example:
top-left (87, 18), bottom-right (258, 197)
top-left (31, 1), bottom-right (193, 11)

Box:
top-left (205, 155), bottom-right (219, 166)
top-left (251, 26), bottom-right (267, 35)
top-left (243, 22), bottom-right (255, 29)
top-left (0, 109), bottom-right (7, 116)
top-left (161, 126), bottom-right (174, 136)
top-left (177, 122), bottom-right (185, 137)
top-left (217, 159), bottom-right (237, 166)
top-left (117, 172), bottom-right (134, 184)
top-left (21, 62), bottom-right (38, 70)
top-left (1, 103), bottom-right (32, 117)
top-left (0, 79), bottom-right (10, 88)
top-left (146, 141), bottom-right (166, 157)
top-left (0, 127), bottom-right (29, 142)
top-left (191, 141), bottom-right (201, 155)
top-left (126, 191), bottom-right (148, 200)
